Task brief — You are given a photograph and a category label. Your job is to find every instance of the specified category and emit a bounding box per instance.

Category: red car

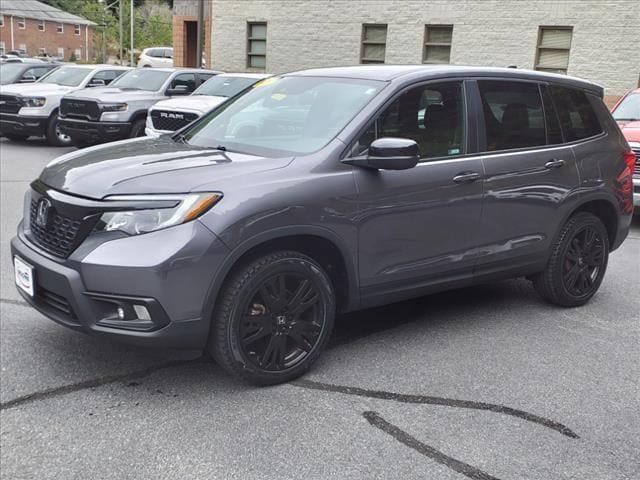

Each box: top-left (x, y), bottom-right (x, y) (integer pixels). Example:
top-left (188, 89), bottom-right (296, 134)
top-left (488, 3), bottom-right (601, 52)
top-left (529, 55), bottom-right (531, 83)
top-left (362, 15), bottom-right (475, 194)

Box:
top-left (612, 88), bottom-right (640, 208)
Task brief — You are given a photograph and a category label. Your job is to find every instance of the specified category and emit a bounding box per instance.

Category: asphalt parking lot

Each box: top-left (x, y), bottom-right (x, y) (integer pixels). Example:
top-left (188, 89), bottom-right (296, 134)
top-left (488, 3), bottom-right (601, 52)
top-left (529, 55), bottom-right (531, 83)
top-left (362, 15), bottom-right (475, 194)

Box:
top-left (1, 137), bottom-right (639, 480)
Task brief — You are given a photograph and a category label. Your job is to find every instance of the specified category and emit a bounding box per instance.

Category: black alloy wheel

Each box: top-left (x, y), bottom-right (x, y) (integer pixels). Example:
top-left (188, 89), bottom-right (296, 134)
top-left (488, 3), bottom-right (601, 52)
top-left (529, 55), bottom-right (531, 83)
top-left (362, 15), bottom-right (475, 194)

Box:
top-left (534, 212), bottom-right (609, 307)
top-left (211, 251), bottom-right (335, 385)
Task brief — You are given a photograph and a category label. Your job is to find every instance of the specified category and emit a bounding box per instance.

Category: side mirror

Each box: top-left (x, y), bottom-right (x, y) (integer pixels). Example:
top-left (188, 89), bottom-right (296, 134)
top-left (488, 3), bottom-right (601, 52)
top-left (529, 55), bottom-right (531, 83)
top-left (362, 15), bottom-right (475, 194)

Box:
top-left (19, 75), bottom-right (37, 83)
top-left (167, 84), bottom-right (190, 96)
top-left (344, 138), bottom-right (420, 170)
top-left (88, 78), bottom-right (106, 87)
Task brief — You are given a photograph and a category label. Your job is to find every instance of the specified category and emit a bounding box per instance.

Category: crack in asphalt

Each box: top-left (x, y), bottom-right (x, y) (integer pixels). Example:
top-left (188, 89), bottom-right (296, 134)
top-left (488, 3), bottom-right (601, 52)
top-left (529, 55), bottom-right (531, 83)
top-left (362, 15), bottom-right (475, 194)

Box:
top-left (364, 411), bottom-right (501, 480)
top-left (292, 379), bottom-right (579, 439)
top-left (0, 358), bottom-right (206, 411)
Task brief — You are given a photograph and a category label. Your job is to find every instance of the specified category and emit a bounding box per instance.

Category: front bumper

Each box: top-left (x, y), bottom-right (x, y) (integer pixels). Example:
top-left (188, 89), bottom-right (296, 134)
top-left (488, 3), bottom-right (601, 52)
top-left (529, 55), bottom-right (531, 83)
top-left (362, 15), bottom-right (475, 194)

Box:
top-left (58, 117), bottom-right (131, 144)
top-left (0, 113), bottom-right (48, 137)
top-left (11, 220), bottom-right (230, 349)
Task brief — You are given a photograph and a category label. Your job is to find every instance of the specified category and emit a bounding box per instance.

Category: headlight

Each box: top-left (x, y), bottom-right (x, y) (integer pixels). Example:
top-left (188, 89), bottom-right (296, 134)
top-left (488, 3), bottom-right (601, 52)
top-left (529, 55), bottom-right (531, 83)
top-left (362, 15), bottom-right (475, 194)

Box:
top-left (100, 103), bottom-right (128, 112)
top-left (21, 97), bottom-right (46, 107)
top-left (93, 193), bottom-right (222, 236)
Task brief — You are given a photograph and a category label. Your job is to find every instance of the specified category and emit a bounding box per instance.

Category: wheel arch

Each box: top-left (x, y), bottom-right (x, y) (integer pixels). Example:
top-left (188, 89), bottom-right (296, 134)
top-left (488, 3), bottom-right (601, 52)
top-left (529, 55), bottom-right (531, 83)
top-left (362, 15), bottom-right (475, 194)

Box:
top-left (129, 109), bottom-right (148, 124)
top-left (202, 227), bottom-right (360, 327)
top-left (565, 197), bottom-right (619, 247)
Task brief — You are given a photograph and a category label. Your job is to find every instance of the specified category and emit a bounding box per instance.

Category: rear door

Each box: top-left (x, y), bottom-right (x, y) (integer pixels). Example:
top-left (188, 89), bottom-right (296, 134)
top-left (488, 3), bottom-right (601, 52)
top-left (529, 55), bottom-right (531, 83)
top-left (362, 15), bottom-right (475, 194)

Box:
top-left (473, 79), bottom-right (579, 274)
top-left (350, 80), bottom-right (485, 303)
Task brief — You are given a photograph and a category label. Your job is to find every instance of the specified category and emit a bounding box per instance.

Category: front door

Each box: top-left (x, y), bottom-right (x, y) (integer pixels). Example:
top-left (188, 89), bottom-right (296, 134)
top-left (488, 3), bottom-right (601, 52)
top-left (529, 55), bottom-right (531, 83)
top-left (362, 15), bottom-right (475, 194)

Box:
top-left (349, 81), bottom-right (484, 304)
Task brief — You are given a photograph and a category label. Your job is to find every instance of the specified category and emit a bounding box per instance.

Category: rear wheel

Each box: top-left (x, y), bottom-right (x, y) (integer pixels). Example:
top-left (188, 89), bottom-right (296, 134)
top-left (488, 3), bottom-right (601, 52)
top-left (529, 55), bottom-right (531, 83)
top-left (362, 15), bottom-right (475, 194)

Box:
top-left (533, 212), bottom-right (609, 307)
top-left (45, 112), bottom-right (72, 147)
top-left (129, 118), bottom-right (146, 138)
top-left (210, 251), bottom-right (335, 385)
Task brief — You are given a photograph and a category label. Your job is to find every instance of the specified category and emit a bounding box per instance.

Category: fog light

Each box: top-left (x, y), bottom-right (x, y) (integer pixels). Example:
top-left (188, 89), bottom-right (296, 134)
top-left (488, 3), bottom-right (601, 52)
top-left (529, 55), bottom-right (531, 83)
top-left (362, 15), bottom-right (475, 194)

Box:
top-left (117, 307), bottom-right (126, 320)
top-left (133, 305), bottom-right (151, 321)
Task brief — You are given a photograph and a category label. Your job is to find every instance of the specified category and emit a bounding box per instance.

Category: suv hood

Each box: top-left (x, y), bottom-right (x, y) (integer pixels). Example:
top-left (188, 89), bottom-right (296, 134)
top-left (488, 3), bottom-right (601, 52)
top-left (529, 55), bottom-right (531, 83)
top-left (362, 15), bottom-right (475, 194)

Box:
top-left (39, 136), bottom-right (294, 199)
top-left (64, 87), bottom-right (164, 102)
top-left (151, 95), bottom-right (227, 114)
top-left (0, 82), bottom-right (76, 96)
top-left (617, 120), bottom-right (640, 143)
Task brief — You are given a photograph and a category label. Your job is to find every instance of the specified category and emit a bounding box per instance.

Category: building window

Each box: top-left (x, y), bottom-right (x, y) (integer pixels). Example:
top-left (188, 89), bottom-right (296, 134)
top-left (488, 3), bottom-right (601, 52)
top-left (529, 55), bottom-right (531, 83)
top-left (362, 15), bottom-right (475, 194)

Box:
top-left (57, 47), bottom-right (65, 59)
top-left (423, 25), bottom-right (453, 64)
top-left (247, 22), bottom-right (267, 69)
top-left (17, 17), bottom-right (26, 29)
top-left (57, 23), bottom-right (64, 34)
top-left (74, 24), bottom-right (81, 35)
top-left (0, 15), bottom-right (4, 27)
top-left (19, 44), bottom-right (27, 55)
top-left (535, 27), bottom-right (573, 74)
top-left (75, 48), bottom-right (82, 59)
top-left (38, 19), bottom-right (45, 31)
top-left (0, 42), bottom-right (5, 55)
top-left (38, 47), bottom-right (47, 55)
top-left (361, 24), bottom-right (387, 64)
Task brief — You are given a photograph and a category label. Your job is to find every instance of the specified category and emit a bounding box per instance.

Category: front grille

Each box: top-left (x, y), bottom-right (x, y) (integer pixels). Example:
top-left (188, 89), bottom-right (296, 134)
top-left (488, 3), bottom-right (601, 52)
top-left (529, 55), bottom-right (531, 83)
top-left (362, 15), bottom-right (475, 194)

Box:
top-left (60, 98), bottom-right (100, 121)
top-left (150, 110), bottom-right (199, 132)
top-left (36, 288), bottom-right (76, 319)
top-left (632, 147), bottom-right (640, 176)
top-left (29, 199), bottom-right (83, 258)
top-left (0, 95), bottom-right (22, 114)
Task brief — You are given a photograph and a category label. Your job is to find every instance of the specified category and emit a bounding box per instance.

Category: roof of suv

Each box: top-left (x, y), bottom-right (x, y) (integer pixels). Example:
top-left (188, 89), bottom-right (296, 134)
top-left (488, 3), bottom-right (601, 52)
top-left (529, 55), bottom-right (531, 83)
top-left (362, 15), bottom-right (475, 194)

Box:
top-left (288, 65), bottom-right (603, 96)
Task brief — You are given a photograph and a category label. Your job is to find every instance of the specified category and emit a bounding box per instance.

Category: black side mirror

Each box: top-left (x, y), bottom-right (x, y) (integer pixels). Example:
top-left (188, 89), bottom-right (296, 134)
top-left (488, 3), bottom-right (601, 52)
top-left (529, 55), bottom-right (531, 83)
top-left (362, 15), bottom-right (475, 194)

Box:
top-left (167, 84), bottom-right (190, 96)
top-left (88, 78), bottom-right (106, 87)
top-left (19, 75), bottom-right (37, 83)
top-left (345, 137), bottom-right (420, 170)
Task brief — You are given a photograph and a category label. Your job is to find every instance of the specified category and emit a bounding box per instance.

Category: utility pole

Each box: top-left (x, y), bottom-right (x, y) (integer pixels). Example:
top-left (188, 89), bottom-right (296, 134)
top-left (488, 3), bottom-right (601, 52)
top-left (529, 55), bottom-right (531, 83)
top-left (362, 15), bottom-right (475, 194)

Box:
top-left (130, 0), bottom-right (134, 66)
top-left (196, 0), bottom-right (204, 68)
top-left (119, 0), bottom-right (123, 65)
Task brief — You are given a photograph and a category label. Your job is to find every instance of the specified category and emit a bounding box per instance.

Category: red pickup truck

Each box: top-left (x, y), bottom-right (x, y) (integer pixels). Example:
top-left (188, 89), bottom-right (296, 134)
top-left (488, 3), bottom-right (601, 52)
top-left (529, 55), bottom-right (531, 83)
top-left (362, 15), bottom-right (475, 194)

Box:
top-left (612, 88), bottom-right (640, 208)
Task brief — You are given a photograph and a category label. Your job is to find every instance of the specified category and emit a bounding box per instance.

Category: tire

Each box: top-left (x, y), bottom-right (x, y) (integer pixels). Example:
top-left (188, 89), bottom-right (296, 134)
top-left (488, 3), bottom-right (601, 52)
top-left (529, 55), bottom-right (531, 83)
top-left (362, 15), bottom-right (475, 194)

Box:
top-left (3, 134), bottom-right (29, 142)
top-left (129, 118), bottom-right (146, 138)
top-left (533, 212), bottom-right (609, 307)
top-left (210, 251), bottom-right (336, 385)
top-left (45, 112), bottom-right (72, 147)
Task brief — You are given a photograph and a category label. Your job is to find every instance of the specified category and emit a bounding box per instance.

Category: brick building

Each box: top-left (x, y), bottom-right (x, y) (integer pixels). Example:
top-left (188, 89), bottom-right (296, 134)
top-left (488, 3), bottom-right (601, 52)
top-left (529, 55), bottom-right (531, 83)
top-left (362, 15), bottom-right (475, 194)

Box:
top-left (172, 0), bottom-right (212, 68)
top-left (0, 0), bottom-right (94, 62)
top-left (208, 0), bottom-right (640, 105)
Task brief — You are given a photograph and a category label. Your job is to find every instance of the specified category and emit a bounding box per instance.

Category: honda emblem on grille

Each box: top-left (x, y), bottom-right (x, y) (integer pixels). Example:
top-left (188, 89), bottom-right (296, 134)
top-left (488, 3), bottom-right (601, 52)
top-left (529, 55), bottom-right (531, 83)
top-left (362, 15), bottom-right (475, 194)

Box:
top-left (35, 198), bottom-right (52, 228)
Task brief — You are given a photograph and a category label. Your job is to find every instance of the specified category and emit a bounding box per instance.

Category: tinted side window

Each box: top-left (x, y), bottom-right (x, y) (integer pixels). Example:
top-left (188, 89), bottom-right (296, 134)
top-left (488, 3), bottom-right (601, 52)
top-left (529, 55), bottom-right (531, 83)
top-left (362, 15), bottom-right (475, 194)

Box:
top-left (478, 81), bottom-right (546, 151)
top-left (148, 49), bottom-right (162, 58)
top-left (352, 81), bottom-right (465, 159)
top-left (550, 86), bottom-right (602, 142)
top-left (92, 70), bottom-right (123, 85)
top-left (198, 73), bottom-right (215, 84)
top-left (24, 67), bottom-right (51, 80)
top-left (163, 48), bottom-right (173, 59)
top-left (170, 73), bottom-right (196, 92)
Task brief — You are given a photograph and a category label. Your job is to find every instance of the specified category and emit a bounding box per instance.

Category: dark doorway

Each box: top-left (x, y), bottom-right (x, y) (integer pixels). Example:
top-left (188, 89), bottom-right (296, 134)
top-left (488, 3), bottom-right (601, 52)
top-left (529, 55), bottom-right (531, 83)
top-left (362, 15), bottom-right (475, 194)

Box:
top-left (185, 21), bottom-right (197, 67)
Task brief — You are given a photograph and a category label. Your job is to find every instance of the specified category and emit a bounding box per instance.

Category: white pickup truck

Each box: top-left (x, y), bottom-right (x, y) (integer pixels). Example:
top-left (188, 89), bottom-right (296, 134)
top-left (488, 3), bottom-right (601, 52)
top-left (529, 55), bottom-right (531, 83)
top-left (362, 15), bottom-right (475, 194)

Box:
top-left (145, 73), bottom-right (270, 137)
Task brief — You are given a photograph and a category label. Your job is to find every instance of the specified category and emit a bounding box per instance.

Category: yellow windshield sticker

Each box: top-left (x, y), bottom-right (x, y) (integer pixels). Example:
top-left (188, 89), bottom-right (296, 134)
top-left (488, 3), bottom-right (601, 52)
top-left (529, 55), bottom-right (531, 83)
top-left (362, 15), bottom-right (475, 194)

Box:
top-left (270, 93), bottom-right (287, 101)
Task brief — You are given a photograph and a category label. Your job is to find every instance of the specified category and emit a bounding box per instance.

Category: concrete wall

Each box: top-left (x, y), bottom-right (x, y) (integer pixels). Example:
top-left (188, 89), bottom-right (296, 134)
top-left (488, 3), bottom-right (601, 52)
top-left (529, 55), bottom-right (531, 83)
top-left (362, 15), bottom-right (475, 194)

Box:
top-left (210, 0), bottom-right (640, 101)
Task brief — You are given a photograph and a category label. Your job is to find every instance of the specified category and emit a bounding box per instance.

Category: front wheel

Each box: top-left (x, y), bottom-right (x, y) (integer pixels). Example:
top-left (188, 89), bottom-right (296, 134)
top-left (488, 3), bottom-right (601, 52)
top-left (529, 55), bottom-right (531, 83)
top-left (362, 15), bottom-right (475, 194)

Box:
top-left (210, 251), bottom-right (335, 385)
top-left (45, 112), bottom-right (72, 147)
top-left (533, 212), bottom-right (609, 307)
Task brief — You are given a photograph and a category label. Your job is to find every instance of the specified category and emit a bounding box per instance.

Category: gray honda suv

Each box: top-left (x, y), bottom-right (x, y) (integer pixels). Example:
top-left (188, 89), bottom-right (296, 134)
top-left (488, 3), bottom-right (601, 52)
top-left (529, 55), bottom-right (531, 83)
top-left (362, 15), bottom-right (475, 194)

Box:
top-left (11, 66), bottom-right (635, 385)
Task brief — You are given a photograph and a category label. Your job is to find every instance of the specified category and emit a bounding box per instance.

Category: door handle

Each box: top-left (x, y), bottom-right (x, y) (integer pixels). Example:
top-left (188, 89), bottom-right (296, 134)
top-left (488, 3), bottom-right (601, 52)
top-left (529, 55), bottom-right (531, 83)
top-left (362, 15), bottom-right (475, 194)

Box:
top-left (452, 172), bottom-right (481, 183)
top-left (545, 159), bottom-right (565, 169)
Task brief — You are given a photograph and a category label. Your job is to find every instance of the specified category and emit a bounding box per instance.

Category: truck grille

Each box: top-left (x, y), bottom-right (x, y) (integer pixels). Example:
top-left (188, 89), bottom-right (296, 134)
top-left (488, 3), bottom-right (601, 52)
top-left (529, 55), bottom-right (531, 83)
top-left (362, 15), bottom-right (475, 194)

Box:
top-left (60, 98), bottom-right (100, 121)
top-left (632, 147), bottom-right (640, 176)
top-left (0, 95), bottom-right (22, 114)
top-left (29, 199), bottom-right (84, 258)
top-left (150, 110), bottom-right (199, 132)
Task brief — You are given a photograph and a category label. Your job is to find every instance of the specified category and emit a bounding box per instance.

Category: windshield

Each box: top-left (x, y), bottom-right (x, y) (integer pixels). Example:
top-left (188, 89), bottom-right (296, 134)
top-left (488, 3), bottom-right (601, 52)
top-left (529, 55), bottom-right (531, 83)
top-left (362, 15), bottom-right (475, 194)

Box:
top-left (0, 64), bottom-right (26, 83)
top-left (38, 66), bottom-right (91, 87)
top-left (111, 69), bottom-right (171, 91)
top-left (181, 76), bottom-right (384, 156)
top-left (613, 93), bottom-right (640, 121)
top-left (193, 76), bottom-right (260, 97)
